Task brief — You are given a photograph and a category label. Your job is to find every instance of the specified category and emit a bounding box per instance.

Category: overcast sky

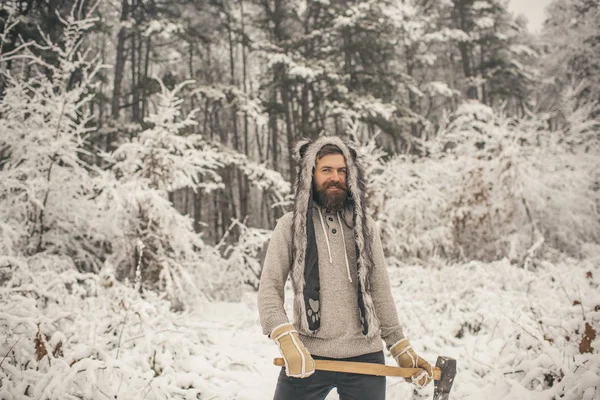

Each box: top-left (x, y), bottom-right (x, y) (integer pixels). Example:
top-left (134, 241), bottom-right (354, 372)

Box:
top-left (507, 0), bottom-right (554, 32)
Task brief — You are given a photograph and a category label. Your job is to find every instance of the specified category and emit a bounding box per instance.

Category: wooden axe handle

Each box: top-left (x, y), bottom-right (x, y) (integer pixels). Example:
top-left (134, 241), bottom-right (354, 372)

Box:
top-left (273, 358), bottom-right (441, 380)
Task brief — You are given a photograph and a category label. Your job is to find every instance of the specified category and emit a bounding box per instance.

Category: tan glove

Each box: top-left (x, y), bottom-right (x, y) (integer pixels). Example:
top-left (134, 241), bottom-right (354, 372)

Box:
top-left (390, 338), bottom-right (433, 387)
top-left (271, 323), bottom-right (315, 378)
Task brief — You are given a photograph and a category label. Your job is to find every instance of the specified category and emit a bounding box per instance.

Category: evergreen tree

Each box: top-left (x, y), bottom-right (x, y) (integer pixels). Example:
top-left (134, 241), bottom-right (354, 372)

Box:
top-left (0, 9), bottom-right (111, 272)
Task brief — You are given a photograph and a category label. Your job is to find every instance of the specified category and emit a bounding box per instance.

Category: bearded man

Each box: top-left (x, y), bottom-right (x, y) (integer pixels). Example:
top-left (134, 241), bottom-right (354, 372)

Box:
top-left (258, 136), bottom-right (432, 399)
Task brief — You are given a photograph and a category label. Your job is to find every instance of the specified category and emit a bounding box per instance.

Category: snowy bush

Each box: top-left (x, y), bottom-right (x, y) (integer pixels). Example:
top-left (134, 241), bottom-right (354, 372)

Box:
top-left (377, 98), bottom-right (600, 262)
top-left (0, 11), bottom-right (116, 273)
top-left (387, 249), bottom-right (600, 400)
top-left (208, 219), bottom-right (272, 299)
top-left (105, 79), bottom-right (226, 306)
top-left (0, 9), bottom-right (213, 308)
top-left (375, 154), bottom-right (457, 261)
top-left (105, 78), bottom-right (290, 302)
top-left (0, 4), bottom-right (290, 308)
top-left (0, 12), bottom-right (227, 397)
top-left (0, 254), bottom-right (240, 400)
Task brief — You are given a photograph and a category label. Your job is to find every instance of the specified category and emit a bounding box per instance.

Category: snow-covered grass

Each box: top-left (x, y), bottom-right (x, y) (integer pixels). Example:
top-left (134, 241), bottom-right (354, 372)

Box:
top-left (2, 248), bottom-right (598, 399)
top-left (386, 246), bottom-right (600, 400)
top-left (1, 255), bottom-right (206, 399)
top-left (0, 252), bottom-right (280, 400)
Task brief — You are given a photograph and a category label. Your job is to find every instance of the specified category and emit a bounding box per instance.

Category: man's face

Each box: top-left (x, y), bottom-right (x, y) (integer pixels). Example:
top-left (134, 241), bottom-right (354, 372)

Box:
top-left (313, 154), bottom-right (348, 211)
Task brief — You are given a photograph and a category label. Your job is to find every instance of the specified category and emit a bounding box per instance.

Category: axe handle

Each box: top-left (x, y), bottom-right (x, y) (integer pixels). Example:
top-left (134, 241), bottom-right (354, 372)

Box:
top-left (273, 358), bottom-right (441, 380)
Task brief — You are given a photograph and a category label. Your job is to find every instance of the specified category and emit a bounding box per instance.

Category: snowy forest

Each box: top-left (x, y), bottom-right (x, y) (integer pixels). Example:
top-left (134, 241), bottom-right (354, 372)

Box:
top-left (0, 0), bottom-right (599, 398)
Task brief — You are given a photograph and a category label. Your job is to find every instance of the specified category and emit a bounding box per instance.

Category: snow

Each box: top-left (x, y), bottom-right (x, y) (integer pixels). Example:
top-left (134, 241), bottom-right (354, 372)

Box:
top-left (424, 28), bottom-right (470, 43)
top-left (475, 16), bottom-right (495, 29)
top-left (423, 81), bottom-right (458, 97)
top-left (473, 1), bottom-right (492, 11)
top-left (264, 52), bottom-right (325, 82)
top-left (1, 4), bottom-right (599, 400)
top-left (416, 53), bottom-right (438, 66)
top-left (509, 44), bottom-right (538, 58)
top-left (2, 254), bottom-right (598, 399)
top-left (143, 20), bottom-right (182, 39)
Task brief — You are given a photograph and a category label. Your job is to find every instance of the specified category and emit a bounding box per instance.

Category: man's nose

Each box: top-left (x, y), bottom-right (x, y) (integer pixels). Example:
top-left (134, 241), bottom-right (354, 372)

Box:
top-left (330, 171), bottom-right (341, 181)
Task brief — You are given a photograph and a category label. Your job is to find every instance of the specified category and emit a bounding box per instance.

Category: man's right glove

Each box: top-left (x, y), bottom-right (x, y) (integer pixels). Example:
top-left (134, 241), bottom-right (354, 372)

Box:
top-left (271, 322), bottom-right (315, 378)
top-left (390, 338), bottom-right (433, 388)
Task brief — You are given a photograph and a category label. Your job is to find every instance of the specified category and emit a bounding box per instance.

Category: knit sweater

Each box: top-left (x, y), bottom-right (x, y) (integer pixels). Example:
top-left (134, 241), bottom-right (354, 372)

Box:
top-left (258, 204), bottom-right (405, 358)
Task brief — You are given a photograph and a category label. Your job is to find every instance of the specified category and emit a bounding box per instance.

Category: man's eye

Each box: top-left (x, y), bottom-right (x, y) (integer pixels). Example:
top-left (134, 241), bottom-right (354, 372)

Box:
top-left (322, 168), bottom-right (330, 172)
top-left (339, 170), bottom-right (347, 174)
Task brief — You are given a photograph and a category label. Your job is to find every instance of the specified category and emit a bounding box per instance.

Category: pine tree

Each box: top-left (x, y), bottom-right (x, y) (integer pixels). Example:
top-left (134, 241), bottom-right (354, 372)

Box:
top-left (0, 9), bottom-right (111, 272)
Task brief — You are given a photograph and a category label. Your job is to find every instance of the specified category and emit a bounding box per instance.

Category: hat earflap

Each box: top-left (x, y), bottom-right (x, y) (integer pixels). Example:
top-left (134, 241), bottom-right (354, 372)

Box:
top-left (293, 138), bottom-right (312, 162)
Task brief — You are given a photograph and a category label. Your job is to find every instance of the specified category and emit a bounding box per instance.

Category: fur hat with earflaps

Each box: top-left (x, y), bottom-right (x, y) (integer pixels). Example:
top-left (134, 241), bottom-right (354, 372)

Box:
top-left (290, 136), bottom-right (381, 338)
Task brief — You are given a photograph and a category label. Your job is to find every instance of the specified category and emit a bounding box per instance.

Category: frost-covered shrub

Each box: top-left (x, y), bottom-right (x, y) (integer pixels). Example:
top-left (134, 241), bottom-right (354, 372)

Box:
top-left (0, 12), bottom-right (113, 273)
top-left (106, 79), bottom-right (224, 305)
top-left (0, 6), bottom-right (289, 306)
top-left (388, 250), bottom-right (600, 400)
top-left (378, 98), bottom-right (600, 262)
top-left (0, 254), bottom-right (223, 400)
top-left (375, 154), bottom-right (457, 260)
top-left (442, 100), bottom-right (599, 261)
top-left (207, 219), bottom-right (272, 299)
top-left (352, 131), bottom-right (389, 218)
top-left (0, 10), bottom-right (212, 307)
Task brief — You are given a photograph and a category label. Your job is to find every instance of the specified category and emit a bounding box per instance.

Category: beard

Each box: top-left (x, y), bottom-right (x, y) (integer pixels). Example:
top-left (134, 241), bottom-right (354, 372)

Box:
top-left (313, 180), bottom-right (349, 211)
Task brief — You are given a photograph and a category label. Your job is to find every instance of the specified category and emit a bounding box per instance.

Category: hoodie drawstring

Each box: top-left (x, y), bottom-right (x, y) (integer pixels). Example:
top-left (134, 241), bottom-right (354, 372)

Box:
top-left (317, 207), bottom-right (352, 283)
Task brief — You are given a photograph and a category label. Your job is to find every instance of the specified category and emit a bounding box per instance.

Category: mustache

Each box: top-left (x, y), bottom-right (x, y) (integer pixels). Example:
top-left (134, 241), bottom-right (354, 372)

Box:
top-left (325, 181), bottom-right (347, 190)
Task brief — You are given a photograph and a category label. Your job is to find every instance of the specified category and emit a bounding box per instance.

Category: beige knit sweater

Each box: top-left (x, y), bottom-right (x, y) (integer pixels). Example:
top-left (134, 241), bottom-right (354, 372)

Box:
top-left (258, 205), bottom-right (405, 358)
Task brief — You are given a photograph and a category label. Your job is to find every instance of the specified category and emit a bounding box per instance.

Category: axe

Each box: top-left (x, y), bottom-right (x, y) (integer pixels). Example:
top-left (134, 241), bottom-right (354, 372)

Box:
top-left (274, 356), bottom-right (456, 399)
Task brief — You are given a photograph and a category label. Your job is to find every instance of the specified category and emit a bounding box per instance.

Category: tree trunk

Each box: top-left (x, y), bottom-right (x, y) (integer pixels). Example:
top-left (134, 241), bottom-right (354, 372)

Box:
top-left (188, 42), bottom-right (195, 112)
top-left (301, 82), bottom-right (310, 138)
top-left (240, 0), bottom-right (250, 219)
top-left (227, 13), bottom-right (247, 220)
top-left (193, 189), bottom-right (202, 233)
top-left (269, 87), bottom-right (278, 171)
top-left (278, 72), bottom-right (295, 182)
top-left (453, 0), bottom-right (478, 100)
top-left (479, 46), bottom-right (488, 105)
top-left (111, 0), bottom-right (129, 120)
top-left (131, 29), bottom-right (140, 122)
top-left (228, 13), bottom-right (240, 151)
top-left (406, 46), bottom-right (419, 139)
top-left (141, 36), bottom-right (151, 120)
top-left (343, 29), bottom-right (354, 89)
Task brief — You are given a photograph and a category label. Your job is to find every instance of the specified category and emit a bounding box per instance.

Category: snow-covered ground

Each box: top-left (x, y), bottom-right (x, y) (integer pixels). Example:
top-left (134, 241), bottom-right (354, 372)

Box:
top-left (1, 249), bottom-right (599, 399)
top-left (200, 251), bottom-right (600, 400)
top-left (196, 293), bottom-right (418, 400)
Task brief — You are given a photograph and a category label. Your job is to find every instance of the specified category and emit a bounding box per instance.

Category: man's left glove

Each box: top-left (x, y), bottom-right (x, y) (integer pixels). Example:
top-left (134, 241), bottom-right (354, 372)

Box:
top-left (270, 322), bottom-right (315, 378)
top-left (390, 338), bottom-right (433, 387)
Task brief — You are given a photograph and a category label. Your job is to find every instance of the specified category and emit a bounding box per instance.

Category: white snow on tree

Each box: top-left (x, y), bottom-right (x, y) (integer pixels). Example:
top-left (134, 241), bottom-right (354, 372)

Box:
top-left (376, 97), bottom-right (599, 263)
top-left (0, 10), bottom-right (112, 273)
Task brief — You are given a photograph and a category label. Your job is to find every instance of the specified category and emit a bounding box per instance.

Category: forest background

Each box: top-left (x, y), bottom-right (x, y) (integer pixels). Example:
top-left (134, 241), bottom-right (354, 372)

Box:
top-left (0, 0), bottom-right (599, 399)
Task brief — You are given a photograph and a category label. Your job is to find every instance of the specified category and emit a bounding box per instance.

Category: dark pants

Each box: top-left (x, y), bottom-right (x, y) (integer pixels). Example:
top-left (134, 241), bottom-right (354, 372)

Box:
top-left (273, 351), bottom-right (386, 400)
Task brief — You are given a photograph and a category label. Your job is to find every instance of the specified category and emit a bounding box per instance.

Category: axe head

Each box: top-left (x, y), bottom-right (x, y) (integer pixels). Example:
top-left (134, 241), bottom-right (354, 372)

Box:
top-left (433, 356), bottom-right (456, 400)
